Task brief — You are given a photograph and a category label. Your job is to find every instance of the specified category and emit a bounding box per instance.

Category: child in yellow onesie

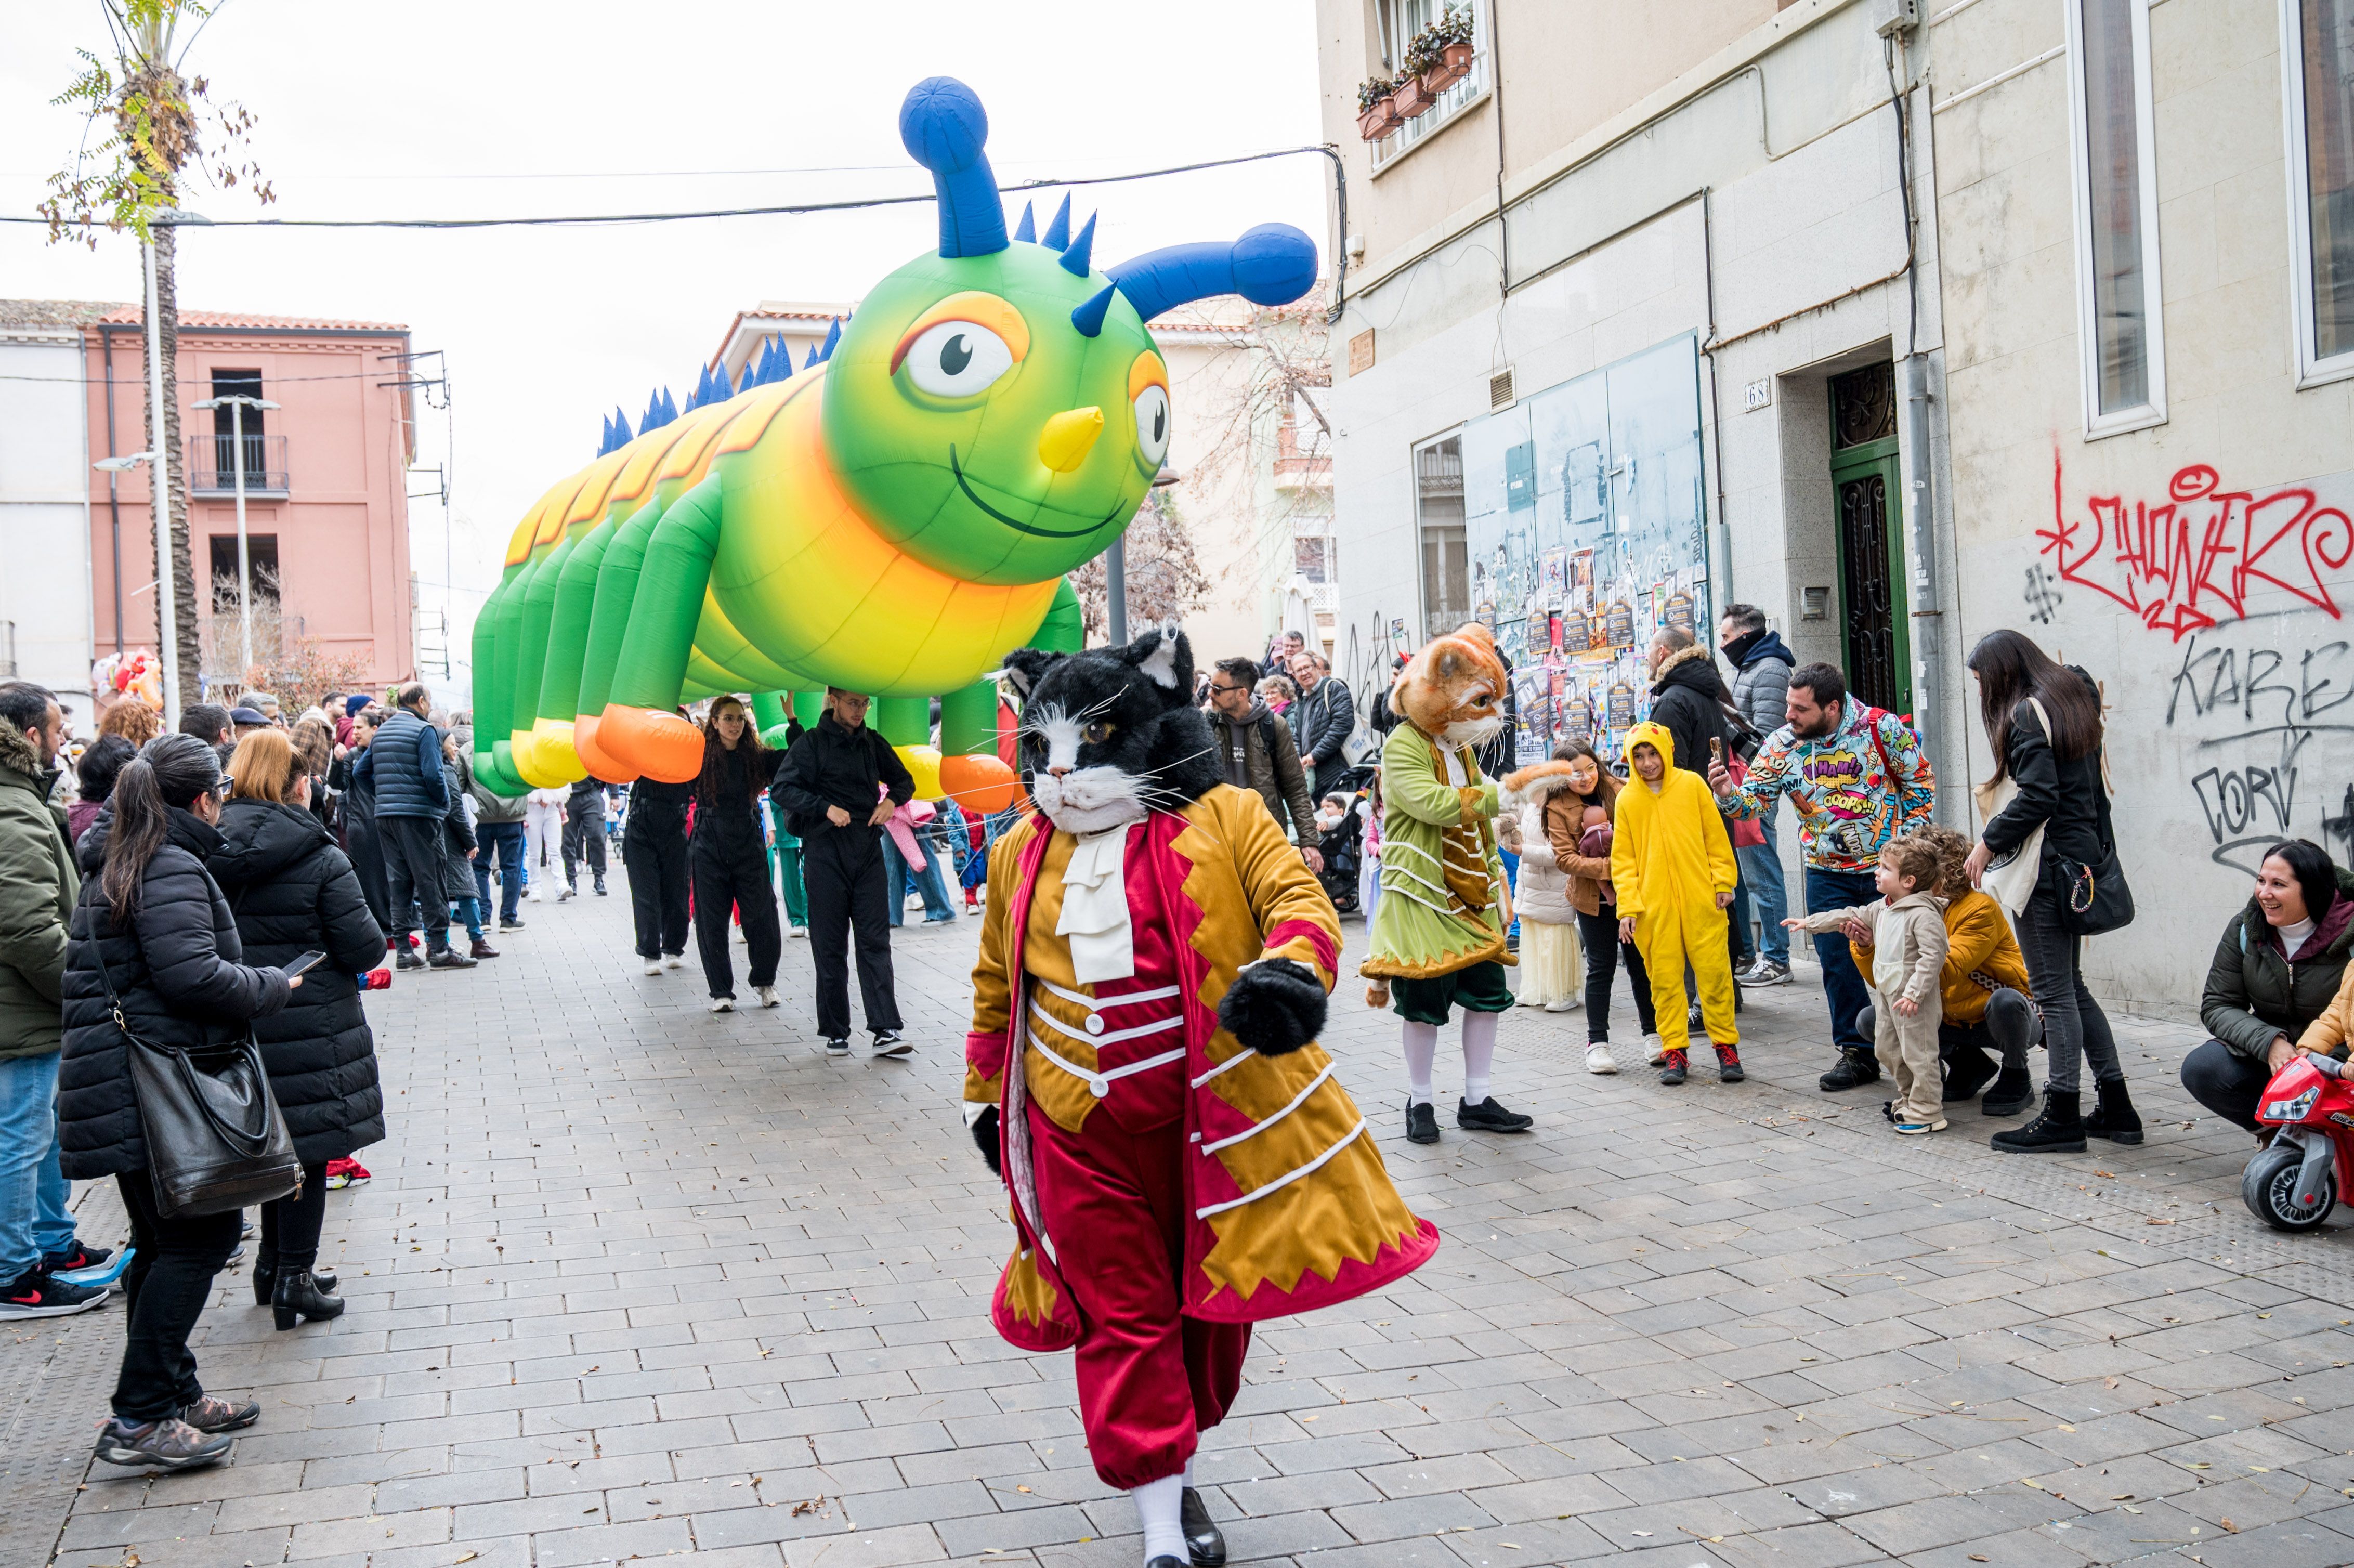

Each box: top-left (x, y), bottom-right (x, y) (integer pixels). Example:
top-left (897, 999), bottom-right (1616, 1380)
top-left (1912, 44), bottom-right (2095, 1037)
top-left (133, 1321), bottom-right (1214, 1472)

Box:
top-left (1789, 833), bottom-right (1950, 1133)
top-left (1610, 721), bottom-right (1741, 1085)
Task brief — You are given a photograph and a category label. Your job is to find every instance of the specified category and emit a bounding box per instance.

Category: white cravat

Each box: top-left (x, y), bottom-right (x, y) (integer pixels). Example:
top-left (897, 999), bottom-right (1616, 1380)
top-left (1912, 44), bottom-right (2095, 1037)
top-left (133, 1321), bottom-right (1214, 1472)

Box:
top-left (1058, 822), bottom-right (1137, 984)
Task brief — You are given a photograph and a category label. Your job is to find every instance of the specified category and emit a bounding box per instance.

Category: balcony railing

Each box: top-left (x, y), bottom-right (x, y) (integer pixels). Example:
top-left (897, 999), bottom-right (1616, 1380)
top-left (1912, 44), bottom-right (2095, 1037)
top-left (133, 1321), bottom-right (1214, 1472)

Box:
top-left (187, 433), bottom-right (289, 495)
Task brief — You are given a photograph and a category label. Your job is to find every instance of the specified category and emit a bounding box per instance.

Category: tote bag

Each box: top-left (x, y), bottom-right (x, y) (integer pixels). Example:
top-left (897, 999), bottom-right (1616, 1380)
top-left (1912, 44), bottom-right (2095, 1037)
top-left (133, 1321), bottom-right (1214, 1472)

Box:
top-left (1972, 698), bottom-right (2047, 917)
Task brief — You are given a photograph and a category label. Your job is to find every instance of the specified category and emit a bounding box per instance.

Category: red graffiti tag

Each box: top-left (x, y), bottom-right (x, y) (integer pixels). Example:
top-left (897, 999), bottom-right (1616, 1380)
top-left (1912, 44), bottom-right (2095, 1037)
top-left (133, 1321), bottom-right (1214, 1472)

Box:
top-left (2039, 452), bottom-right (2354, 641)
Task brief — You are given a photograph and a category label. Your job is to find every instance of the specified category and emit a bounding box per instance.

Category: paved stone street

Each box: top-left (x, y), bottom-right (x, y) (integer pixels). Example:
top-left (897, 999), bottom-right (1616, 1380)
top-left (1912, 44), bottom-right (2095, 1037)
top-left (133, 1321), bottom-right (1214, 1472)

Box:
top-left (9, 880), bottom-right (2354, 1568)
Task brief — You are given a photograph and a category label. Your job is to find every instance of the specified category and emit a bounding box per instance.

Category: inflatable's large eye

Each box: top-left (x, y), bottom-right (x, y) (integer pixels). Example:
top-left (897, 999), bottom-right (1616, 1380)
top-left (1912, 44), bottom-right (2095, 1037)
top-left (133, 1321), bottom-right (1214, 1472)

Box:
top-left (1132, 384), bottom-right (1171, 467)
top-left (903, 321), bottom-right (1014, 398)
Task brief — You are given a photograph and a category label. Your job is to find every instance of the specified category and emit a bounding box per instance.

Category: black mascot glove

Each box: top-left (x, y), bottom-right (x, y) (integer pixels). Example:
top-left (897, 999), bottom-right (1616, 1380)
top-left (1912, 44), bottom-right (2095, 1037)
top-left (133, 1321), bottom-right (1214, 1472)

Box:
top-left (970, 1105), bottom-right (1002, 1176)
top-left (1216, 957), bottom-right (1329, 1057)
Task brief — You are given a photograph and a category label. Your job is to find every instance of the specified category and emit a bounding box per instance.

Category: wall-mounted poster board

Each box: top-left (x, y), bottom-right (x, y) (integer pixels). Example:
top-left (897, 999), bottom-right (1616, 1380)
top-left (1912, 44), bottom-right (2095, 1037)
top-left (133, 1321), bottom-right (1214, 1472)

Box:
top-left (1459, 334), bottom-right (1708, 764)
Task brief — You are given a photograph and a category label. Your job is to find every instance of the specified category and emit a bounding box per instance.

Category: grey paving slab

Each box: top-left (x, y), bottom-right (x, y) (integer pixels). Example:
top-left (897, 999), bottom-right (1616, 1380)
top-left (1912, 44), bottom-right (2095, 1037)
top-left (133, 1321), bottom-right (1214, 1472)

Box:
top-left (12, 883), bottom-right (2354, 1566)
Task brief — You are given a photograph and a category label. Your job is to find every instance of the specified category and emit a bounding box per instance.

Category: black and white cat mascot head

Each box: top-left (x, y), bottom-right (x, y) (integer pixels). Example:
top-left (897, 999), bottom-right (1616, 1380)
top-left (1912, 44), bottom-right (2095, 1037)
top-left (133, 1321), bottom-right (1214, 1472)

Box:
top-left (1001, 620), bottom-right (1222, 834)
top-left (975, 622), bottom-right (1326, 1169)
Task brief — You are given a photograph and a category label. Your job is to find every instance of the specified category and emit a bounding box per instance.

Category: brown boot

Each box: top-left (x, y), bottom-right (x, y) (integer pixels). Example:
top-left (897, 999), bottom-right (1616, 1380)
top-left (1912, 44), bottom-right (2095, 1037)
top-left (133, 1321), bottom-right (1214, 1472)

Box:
top-left (469, 938), bottom-right (500, 959)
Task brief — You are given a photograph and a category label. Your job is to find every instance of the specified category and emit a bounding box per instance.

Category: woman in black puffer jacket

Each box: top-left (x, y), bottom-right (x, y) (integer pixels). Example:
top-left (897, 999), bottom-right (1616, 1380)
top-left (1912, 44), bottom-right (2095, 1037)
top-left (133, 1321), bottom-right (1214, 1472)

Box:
top-left (214, 729), bottom-right (387, 1330)
top-left (60, 733), bottom-right (294, 1472)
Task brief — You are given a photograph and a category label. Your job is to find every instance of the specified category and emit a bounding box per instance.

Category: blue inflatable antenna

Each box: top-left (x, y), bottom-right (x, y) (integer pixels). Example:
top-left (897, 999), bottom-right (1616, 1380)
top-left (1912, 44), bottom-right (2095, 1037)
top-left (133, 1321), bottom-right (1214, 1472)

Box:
top-left (898, 76), bottom-right (1008, 259)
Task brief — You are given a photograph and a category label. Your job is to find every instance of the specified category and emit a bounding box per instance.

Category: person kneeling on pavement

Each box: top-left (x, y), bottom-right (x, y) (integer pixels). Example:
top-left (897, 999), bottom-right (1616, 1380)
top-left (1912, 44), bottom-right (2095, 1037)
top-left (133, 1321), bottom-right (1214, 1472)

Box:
top-left (2185, 839), bottom-right (2354, 1137)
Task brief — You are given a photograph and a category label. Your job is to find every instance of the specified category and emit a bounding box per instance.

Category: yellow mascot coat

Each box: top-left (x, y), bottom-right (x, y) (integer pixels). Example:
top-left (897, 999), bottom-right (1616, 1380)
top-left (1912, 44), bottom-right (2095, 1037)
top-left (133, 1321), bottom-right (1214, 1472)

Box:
top-left (965, 785), bottom-right (1440, 1350)
top-left (1609, 721), bottom-right (1740, 1050)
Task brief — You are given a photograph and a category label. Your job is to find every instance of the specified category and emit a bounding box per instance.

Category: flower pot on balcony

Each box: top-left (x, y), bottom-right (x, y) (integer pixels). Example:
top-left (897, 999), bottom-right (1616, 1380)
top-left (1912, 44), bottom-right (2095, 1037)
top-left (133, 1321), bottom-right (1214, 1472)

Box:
top-left (1391, 74), bottom-right (1435, 120)
top-left (1423, 42), bottom-right (1474, 94)
top-left (1358, 100), bottom-right (1401, 140)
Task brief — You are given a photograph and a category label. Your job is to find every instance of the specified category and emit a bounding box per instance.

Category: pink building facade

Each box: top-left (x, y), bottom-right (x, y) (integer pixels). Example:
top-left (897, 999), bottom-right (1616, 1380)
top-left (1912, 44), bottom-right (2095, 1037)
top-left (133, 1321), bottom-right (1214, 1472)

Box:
top-left (80, 308), bottom-right (417, 691)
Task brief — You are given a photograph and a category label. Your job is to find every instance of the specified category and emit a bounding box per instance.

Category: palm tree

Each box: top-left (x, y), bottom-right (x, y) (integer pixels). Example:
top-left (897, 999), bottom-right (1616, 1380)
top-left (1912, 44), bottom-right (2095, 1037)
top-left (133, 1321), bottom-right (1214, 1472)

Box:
top-left (42, 0), bottom-right (272, 694)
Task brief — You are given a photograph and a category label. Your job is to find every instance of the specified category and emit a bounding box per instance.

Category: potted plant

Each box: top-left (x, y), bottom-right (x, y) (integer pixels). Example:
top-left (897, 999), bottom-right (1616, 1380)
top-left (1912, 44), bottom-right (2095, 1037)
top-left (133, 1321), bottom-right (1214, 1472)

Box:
top-left (1357, 75), bottom-right (1402, 140)
top-left (1412, 6), bottom-right (1475, 95)
top-left (1390, 61), bottom-right (1435, 120)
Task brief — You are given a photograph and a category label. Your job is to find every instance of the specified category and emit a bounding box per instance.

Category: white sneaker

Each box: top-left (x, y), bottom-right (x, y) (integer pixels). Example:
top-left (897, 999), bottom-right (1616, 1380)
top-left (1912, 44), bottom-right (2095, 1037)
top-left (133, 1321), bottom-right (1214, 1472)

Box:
top-left (1643, 1033), bottom-right (1667, 1066)
top-left (663, 953), bottom-right (684, 969)
top-left (644, 960), bottom-right (662, 976)
top-left (709, 996), bottom-right (735, 1013)
top-left (1544, 997), bottom-right (1578, 1013)
top-left (788, 926), bottom-right (808, 940)
top-left (755, 986), bottom-right (779, 1009)
top-left (1586, 1042), bottom-right (1618, 1075)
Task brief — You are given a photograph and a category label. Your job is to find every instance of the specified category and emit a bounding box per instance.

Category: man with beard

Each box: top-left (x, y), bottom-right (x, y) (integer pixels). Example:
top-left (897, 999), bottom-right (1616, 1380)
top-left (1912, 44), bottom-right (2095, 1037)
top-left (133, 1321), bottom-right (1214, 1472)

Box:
top-left (1707, 663), bottom-right (1935, 1093)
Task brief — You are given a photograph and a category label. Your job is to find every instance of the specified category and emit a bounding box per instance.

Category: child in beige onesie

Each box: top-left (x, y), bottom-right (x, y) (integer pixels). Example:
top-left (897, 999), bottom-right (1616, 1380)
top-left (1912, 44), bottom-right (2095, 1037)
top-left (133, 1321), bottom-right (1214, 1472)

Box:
top-left (1790, 833), bottom-right (1950, 1133)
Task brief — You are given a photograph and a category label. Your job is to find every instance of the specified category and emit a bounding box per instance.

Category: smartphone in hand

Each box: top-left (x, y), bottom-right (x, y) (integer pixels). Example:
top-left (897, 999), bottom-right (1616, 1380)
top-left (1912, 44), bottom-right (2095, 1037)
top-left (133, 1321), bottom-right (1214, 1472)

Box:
top-left (281, 951), bottom-right (328, 979)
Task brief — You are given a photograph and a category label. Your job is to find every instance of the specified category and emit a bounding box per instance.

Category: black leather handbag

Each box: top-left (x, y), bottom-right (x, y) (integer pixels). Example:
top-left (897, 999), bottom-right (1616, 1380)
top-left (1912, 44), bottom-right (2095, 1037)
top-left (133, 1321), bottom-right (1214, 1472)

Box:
top-left (92, 941), bottom-right (300, 1218)
top-left (2057, 749), bottom-right (2135, 937)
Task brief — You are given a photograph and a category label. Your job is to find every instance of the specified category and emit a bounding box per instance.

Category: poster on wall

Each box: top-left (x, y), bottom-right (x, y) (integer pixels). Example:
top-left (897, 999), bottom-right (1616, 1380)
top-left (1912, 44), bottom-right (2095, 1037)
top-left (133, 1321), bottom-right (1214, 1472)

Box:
top-left (1461, 334), bottom-right (1708, 761)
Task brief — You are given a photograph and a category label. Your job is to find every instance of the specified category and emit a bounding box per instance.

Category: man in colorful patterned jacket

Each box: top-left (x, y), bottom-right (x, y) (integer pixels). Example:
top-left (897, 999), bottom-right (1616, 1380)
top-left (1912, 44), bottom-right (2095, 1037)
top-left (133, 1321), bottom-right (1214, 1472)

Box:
top-left (1706, 662), bottom-right (1936, 1093)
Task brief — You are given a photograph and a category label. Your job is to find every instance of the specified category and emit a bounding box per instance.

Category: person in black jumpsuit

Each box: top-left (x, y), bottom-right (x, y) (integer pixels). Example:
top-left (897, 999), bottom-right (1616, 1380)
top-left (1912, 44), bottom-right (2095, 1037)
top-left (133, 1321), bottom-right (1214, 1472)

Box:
top-left (561, 775), bottom-right (609, 895)
top-left (769, 689), bottom-right (914, 1052)
top-left (623, 748), bottom-right (693, 970)
top-left (689, 697), bottom-right (784, 1009)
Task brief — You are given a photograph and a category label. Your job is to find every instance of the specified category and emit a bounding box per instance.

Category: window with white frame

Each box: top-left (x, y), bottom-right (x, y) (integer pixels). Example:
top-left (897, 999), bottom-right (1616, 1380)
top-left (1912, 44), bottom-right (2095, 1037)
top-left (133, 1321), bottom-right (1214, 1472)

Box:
top-left (2065, 0), bottom-right (2167, 434)
top-left (1372, 1), bottom-right (1487, 171)
top-left (1414, 433), bottom-right (1467, 638)
top-left (2283, 0), bottom-right (2354, 383)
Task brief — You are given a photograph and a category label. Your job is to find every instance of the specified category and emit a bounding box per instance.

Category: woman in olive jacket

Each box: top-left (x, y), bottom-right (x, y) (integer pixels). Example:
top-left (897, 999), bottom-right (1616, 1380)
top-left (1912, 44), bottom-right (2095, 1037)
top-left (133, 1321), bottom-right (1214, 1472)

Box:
top-left (2186, 841), bottom-right (2354, 1134)
top-left (213, 729), bottom-right (387, 1329)
top-left (59, 734), bottom-right (294, 1471)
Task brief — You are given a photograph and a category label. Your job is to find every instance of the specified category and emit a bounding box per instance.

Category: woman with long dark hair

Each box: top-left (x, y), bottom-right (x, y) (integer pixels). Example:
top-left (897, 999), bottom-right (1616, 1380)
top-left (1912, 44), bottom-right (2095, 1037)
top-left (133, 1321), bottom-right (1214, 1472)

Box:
top-left (59, 733), bottom-right (296, 1470)
top-left (69, 734), bottom-right (137, 846)
top-left (1961, 629), bottom-right (2134, 1152)
top-left (328, 707), bottom-right (391, 939)
top-left (2186, 839), bottom-right (2354, 1135)
top-left (691, 697), bottom-right (785, 1012)
top-left (213, 730), bottom-right (387, 1330)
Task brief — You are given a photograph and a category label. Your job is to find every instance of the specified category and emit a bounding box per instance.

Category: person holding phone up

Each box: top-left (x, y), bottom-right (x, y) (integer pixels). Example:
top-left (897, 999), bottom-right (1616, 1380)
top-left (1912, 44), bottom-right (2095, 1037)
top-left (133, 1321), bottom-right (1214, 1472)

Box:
top-left (210, 730), bottom-right (388, 1331)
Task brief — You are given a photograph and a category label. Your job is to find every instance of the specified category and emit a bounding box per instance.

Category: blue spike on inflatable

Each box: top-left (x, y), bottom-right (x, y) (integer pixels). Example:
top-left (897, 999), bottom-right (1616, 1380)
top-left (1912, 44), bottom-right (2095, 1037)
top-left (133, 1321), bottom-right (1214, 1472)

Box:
top-left (1106, 223), bottom-right (1320, 322)
top-left (1060, 211), bottom-right (1097, 278)
top-left (663, 387), bottom-right (679, 422)
top-left (611, 405), bottom-right (633, 450)
top-left (597, 414), bottom-right (611, 456)
top-left (1042, 193), bottom-right (1071, 251)
top-left (640, 388), bottom-right (670, 433)
top-left (1071, 282), bottom-right (1116, 339)
top-left (802, 340), bottom-right (821, 369)
top-left (1013, 200), bottom-right (1036, 244)
top-left (818, 317), bottom-right (842, 363)
top-left (898, 77), bottom-right (1008, 259)
top-left (755, 338), bottom-right (777, 384)
top-left (772, 340), bottom-right (792, 382)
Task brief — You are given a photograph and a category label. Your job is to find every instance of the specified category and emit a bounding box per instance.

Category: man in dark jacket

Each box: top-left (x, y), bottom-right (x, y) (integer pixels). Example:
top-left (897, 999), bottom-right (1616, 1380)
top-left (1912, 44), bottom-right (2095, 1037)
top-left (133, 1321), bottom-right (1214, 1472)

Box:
top-left (1719, 605), bottom-right (1795, 985)
top-left (622, 767), bottom-right (694, 972)
top-left (562, 776), bottom-right (609, 897)
top-left (455, 730), bottom-right (529, 931)
top-left (771, 690), bottom-right (915, 1055)
top-left (0, 683), bottom-right (108, 1317)
top-left (354, 684), bottom-right (462, 968)
top-left (1285, 652), bottom-right (1354, 794)
top-left (1204, 658), bottom-right (1324, 867)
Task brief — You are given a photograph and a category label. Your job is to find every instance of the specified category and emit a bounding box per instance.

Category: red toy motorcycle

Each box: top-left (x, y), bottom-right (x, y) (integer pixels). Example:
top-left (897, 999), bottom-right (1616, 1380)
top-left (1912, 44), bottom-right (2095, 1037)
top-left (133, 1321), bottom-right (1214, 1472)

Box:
top-left (2243, 1049), bottom-right (2354, 1231)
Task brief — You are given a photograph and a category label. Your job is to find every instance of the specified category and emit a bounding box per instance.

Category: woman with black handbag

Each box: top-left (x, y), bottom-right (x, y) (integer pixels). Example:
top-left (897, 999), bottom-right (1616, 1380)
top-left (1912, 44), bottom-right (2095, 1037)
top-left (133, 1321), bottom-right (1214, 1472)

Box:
top-left (214, 729), bottom-right (387, 1329)
top-left (59, 733), bottom-right (297, 1470)
top-left (1962, 630), bottom-right (2136, 1153)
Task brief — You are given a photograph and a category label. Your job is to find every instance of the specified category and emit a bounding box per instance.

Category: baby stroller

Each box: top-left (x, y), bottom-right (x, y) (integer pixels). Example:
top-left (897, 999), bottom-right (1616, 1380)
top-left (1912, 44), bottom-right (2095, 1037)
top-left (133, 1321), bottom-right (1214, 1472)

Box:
top-left (1313, 762), bottom-right (1377, 913)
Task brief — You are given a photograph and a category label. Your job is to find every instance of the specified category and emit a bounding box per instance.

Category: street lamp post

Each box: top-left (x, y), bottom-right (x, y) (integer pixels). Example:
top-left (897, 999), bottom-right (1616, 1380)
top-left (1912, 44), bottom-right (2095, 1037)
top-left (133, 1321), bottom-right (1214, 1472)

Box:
top-left (193, 393), bottom-right (279, 684)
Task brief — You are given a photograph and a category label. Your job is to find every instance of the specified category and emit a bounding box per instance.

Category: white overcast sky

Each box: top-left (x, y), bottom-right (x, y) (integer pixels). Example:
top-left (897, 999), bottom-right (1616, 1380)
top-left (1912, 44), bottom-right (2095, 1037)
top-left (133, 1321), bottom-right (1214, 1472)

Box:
top-left (1, 0), bottom-right (1325, 680)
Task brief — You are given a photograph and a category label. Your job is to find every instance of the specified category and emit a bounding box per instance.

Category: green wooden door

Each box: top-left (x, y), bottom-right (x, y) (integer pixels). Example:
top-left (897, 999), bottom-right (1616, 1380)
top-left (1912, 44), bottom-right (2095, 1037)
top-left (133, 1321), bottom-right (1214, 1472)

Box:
top-left (1828, 365), bottom-right (1911, 718)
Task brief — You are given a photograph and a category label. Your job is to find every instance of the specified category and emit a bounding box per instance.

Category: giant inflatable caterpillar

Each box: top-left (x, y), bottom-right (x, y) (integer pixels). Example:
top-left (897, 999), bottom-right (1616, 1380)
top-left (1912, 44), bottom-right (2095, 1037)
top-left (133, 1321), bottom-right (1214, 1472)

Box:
top-left (471, 75), bottom-right (1316, 799)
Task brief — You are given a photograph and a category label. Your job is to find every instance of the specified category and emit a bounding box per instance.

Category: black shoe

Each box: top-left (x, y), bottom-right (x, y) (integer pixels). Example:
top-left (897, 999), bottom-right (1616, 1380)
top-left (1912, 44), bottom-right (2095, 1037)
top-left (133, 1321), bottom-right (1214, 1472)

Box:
top-left (1819, 1049), bottom-right (1880, 1092)
top-left (1943, 1044), bottom-right (1999, 1103)
top-left (394, 949), bottom-right (423, 971)
top-left (1147, 1559), bottom-right (1187, 1568)
top-left (1405, 1101), bottom-right (1440, 1144)
top-left (1991, 1089), bottom-right (2086, 1153)
top-left (1456, 1095), bottom-right (1534, 1133)
top-left (426, 948), bottom-right (478, 971)
top-left (40, 1243), bottom-right (112, 1274)
top-left (498, 917), bottom-right (526, 931)
top-left (823, 1037), bottom-right (851, 1056)
top-left (0, 1267), bottom-right (108, 1319)
top-left (872, 1030), bottom-right (912, 1059)
top-left (1981, 1065), bottom-right (2035, 1117)
top-left (2085, 1077), bottom-right (2144, 1145)
top-left (272, 1267), bottom-right (345, 1331)
top-left (1714, 1043), bottom-right (1744, 1083)
top-left (1658, 1051), bottom-right (1688, 1087)
top-left (1182, 1485), bottom-right (1227, 1566)
top-left (1881, 1098), bottom-right (1897, 1124)
top-left (94, 1416), bottom-right (232, 1470)
top-left (178, 1394), bottom-right (260, 1433)
top-left (252, 1264), bottom-right (335, 1305)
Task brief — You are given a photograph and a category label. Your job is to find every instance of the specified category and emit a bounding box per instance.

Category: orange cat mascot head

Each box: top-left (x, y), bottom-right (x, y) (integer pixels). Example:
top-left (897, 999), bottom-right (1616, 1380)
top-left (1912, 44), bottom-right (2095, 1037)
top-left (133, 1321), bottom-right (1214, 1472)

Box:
top-left (1388, 622), bottom-right (1508, 749)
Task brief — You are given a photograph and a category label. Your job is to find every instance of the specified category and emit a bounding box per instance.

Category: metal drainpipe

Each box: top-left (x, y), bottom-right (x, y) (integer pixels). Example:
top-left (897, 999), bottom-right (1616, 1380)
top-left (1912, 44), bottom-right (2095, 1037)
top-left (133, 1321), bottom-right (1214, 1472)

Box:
top-left (1903, 353), bottom-right (1943, 818)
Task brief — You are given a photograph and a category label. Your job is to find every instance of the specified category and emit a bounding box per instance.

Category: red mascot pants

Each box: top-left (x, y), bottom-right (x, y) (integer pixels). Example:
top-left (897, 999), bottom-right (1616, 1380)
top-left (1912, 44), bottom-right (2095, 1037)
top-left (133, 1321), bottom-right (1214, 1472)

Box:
top-left (1026, 1099), bottom-right (1251, 1489)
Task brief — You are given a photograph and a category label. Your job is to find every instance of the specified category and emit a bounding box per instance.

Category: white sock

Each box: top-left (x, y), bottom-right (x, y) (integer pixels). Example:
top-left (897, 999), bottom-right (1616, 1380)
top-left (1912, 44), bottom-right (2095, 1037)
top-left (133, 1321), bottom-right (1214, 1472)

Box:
top-left (1462, 1010), bottom-right (1498, 1104)
top-left (1402, 1021), bottom-right (1438, 1105)
top-left (1132, 1473), bottom-right (1185, 1564)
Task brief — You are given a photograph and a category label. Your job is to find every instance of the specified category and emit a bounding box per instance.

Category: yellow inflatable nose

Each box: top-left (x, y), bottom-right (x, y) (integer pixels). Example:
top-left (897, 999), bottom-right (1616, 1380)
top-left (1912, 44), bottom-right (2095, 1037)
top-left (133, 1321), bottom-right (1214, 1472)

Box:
top-left (1038, 406), bottom-right (1104, 473)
